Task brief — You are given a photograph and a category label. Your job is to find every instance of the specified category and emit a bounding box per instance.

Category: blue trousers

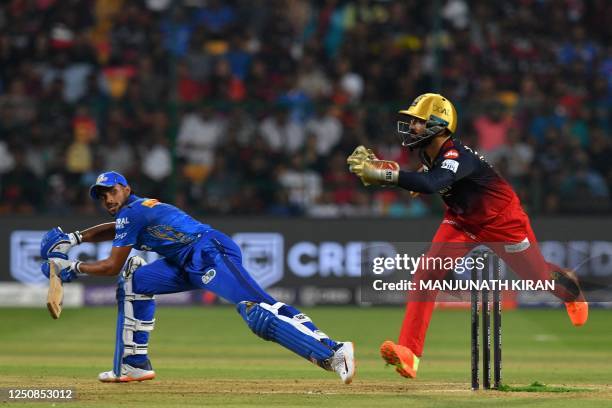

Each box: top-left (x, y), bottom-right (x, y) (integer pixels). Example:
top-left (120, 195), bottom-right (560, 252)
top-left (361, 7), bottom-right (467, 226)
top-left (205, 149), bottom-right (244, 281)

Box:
top-left (133, 230), bottom-right (275, 304)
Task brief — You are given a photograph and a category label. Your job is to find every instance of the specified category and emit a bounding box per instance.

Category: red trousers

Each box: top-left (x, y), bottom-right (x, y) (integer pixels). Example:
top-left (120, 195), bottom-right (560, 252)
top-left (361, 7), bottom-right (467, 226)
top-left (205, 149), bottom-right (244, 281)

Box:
top-left (399, 198), bottom-right (563, 356)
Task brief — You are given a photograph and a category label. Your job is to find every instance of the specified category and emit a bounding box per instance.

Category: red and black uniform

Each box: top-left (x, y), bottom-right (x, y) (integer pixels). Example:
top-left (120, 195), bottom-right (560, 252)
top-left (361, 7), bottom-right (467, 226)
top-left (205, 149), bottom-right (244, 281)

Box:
top-left (396, 137), bottom-right (566, 357)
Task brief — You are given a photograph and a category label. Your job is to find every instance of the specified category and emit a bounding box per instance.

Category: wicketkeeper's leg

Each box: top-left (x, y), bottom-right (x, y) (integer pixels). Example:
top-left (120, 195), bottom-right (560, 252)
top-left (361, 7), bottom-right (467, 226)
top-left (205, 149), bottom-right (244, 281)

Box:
top-left (398, 221), bottom-right (475, 356)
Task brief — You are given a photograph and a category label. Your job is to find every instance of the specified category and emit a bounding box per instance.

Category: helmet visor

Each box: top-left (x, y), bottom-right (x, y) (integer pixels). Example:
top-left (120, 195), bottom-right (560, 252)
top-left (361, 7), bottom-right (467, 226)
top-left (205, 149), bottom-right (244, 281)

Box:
top-left (397, 120), bottom-right (412, 135)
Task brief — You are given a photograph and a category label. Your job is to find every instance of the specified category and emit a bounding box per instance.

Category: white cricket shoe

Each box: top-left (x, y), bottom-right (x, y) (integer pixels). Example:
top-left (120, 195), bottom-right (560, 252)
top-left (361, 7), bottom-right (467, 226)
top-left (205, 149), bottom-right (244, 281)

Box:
top-left (330, 342), bottom-right (355, 384)
top-left (98, 364), bottom-right (156, 383)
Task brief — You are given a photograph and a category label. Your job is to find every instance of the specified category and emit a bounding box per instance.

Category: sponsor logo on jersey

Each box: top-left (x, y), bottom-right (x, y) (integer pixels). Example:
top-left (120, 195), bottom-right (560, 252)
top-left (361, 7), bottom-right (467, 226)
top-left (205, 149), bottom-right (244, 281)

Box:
top-left (443, 149), bottom-right (459, 159)
top-left (116, 217), bottom-right (130, 229)
top-left (441, 159), bottom-right (459, 173)
top-left (114, 232), bottom-right (127, 240)
top-left (201, 269), bottom-right (216, 284)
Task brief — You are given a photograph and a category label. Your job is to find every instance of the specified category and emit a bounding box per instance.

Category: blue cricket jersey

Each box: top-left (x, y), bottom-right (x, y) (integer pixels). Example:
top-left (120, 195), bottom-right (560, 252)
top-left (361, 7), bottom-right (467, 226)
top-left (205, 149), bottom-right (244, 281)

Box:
top-left (112, 195), bottom-right (211, 265)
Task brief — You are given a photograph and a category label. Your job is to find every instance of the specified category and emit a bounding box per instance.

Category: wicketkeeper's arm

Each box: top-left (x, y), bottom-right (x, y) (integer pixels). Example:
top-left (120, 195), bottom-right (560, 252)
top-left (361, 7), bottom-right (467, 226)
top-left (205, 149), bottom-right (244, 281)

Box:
top-left (397, 168), bottom-right (455, 193)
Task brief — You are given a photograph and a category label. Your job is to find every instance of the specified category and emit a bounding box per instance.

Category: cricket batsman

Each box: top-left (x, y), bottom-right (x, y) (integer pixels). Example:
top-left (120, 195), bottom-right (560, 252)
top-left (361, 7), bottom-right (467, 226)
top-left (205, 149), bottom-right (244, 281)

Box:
top-left (39, 171), bottom-right (355, 383)
top-left (347, 93), bottom-right (588, 379)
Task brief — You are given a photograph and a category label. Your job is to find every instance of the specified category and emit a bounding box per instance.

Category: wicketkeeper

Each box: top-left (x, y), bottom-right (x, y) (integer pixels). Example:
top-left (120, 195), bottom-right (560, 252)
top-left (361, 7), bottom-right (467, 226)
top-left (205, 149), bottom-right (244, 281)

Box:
top-left (40, 171), bottom-right (355, 383)
top-left (347, 93), bottom-right (588, 379)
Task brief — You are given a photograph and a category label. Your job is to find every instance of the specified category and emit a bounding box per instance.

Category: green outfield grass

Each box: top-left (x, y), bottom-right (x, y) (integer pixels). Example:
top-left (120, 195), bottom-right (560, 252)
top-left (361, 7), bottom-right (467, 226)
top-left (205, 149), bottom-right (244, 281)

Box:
top-left (0, 306), bottom-right (610, 407)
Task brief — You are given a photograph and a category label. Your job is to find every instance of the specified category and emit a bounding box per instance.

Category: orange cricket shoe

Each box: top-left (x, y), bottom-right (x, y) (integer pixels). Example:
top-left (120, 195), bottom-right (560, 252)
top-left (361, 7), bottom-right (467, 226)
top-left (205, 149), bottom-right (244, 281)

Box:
top-left (380, 340), bottom-right (419, 378)
top-left (550, 268), bottom-right (588, 326)
top-left (565, 301), bottom-right (588, 326)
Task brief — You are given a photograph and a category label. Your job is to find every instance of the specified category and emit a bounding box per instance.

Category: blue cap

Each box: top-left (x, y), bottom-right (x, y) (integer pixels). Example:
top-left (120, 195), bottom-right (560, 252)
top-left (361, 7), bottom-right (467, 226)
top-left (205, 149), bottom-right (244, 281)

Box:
top-left (89, 171), bottom-right (129, 199)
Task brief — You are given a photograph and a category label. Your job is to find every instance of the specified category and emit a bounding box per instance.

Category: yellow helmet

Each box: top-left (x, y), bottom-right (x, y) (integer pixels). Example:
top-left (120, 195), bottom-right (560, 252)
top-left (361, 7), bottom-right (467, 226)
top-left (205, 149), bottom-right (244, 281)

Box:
top-left (397, 93), bottom-right (457, 149)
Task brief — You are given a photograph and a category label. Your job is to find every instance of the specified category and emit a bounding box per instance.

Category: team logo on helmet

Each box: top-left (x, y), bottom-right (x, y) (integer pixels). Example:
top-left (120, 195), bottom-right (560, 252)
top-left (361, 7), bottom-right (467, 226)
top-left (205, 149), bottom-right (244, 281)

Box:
top-left (411, 94), bottom-right (425, 107)
top-left (96, 174), bottom-right (108, 184)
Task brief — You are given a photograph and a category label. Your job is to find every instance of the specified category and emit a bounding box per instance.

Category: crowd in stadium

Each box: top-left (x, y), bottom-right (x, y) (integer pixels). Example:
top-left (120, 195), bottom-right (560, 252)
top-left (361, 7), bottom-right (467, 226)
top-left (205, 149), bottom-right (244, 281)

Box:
top-left (0, 0), bottom-right (610, 216)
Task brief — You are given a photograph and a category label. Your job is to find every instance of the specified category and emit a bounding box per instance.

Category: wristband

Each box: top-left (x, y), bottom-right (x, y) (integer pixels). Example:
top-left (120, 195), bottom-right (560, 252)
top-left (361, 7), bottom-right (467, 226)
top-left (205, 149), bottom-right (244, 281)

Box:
top-left (69, 231), bottom-right (83, 246)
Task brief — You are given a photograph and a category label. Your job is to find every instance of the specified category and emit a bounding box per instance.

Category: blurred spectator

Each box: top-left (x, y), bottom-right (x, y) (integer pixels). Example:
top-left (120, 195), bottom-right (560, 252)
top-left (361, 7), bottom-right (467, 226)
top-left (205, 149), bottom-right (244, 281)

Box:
top-left (205, 58), bottom-right (246, 102)
top-left (297, 53), bottom-right (332, 99)
top-left (278, 154), bottom-right (322, 209)
top-left (177, 104), bottom-right (226, 167)
top-left (203, 156), bottom-right (241, 214)
top-left (488, 128), bottom-right (534, 182)
top-left (335, 59), bottom-right (363, 102)
top-left (138, 57), bottom-right (168, 105)
top-left (160, 7), bottom-right (194, 57)
top-left (259, 104), bottom-right (305, 153)
top-left (305, 103), bottom-right (342, 156)
top-left (24, 124), bottom-right (54, 178)
top-left (0, 149), bottom-right (40, 214)
top-left (559, 151), bottom-right (610, 212)
top-left (99, 127), bottom-right (134, 174)
top-left (473, 102), bottom-right (514, 154)
top-left (0, 141), bottom-right (15, 174)
top-left (0, 79), bottom-right (36, 127)
top-left (141, 110), bottom-right (173, 186)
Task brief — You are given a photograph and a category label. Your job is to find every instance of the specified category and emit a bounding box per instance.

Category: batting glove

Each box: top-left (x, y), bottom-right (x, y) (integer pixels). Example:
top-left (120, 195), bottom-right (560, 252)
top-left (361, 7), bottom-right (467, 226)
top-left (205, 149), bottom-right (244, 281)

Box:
top-left (40, 227), bottom-right (83, 260)
top-left (41, 258), bottom-right (83, 283)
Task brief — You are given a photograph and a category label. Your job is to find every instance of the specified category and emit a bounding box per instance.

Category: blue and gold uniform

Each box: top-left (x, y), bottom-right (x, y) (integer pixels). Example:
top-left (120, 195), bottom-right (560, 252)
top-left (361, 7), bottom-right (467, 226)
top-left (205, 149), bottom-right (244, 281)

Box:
top-left (113, 193), bottom-right (276, 303)
top-left (76, 172), bottom-right (350, 382)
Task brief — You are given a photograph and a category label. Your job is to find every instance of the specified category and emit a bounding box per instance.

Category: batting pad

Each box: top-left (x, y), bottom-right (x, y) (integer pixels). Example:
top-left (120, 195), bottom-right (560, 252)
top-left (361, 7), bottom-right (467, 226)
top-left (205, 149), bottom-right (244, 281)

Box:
top-left (237, 301), bottom-right (334, 364)
top-left (113, 257), bottom-right (156, 376)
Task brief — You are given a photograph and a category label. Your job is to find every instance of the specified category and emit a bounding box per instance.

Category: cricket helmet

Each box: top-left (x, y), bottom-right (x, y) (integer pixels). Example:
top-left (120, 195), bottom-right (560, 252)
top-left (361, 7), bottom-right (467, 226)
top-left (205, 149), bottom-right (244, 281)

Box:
top-left (397, 93), bottom-right (457, 149)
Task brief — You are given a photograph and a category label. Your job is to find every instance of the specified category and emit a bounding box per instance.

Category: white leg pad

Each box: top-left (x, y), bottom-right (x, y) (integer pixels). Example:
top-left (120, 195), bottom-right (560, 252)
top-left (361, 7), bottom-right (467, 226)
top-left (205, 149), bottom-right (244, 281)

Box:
top-left (121, 256), bottom-right (155, 357)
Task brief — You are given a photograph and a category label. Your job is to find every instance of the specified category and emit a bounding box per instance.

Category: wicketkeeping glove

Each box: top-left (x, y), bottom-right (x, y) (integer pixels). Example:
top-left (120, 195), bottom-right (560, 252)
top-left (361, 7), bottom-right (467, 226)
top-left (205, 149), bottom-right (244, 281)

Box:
top-left (347, 145), bottom-right (378, 164)
top-left (41, 258), bottom-right (83, 283)
top-left (40, 227), bottom-right (82, 260)
top-left (347, 146), bottom-right (399, 186)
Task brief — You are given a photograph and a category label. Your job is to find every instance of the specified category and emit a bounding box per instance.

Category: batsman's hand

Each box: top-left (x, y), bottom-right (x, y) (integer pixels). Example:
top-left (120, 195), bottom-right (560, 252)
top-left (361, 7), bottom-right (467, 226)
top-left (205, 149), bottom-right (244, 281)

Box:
top-left (348, 147), bottom-right (400, 186)
top-left (41, 258), bottom-right (83, 283)
top-left (40, 227), bottom-right (82, 260)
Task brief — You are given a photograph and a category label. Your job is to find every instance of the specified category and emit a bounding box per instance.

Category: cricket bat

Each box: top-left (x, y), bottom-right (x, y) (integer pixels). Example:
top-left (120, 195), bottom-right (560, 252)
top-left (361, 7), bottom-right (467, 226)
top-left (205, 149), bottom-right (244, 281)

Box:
top-left (46, 260), bottom-right (63, 319)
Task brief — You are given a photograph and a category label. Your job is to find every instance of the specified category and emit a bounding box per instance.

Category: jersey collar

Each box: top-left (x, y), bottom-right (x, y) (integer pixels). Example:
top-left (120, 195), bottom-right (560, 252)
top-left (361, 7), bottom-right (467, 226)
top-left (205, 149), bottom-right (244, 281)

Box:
top-left (118, 194), bottom-right (141, 213)
top-left (126, 193), bottom-right (141, 205)
top-left (420, 137), bottom-right (455, 168)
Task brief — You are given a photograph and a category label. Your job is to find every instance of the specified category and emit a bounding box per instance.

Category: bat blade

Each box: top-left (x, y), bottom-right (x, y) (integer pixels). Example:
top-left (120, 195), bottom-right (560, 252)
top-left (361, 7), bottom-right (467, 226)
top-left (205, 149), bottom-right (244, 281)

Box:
top-left (46, 261), bottom-right (63, 319)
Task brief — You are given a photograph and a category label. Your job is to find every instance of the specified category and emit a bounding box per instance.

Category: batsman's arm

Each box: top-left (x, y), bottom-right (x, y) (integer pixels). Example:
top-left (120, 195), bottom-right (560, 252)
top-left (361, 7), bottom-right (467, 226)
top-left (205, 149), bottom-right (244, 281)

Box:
top-left (77, 245), bottom-right (132, 277)
top-left (80, 222), bottom-right (116, 243)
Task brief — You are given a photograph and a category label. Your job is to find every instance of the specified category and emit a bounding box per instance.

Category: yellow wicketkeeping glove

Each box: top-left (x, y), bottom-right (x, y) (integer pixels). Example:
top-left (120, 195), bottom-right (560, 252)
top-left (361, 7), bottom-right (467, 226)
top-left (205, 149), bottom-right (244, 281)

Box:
top-left (347, 145), bottom-right (399, 186)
